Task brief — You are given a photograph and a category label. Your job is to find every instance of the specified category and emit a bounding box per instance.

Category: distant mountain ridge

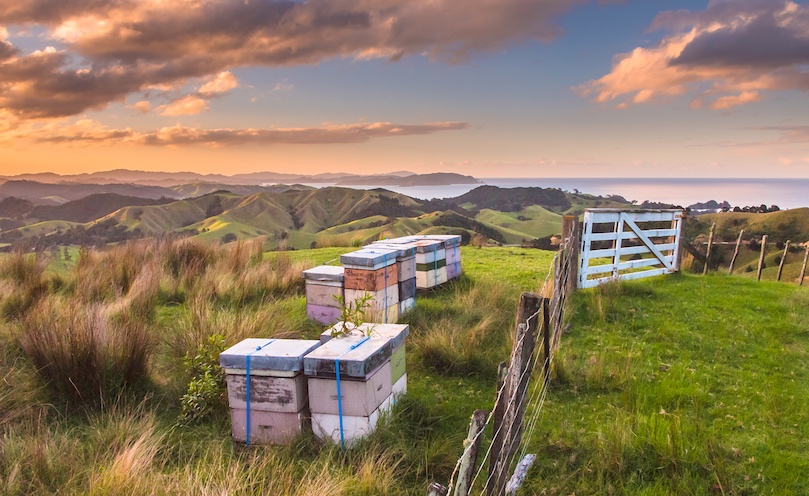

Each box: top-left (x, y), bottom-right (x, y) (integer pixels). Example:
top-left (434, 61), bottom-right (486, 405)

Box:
top-left (0, 169), bottom-right (472, 187)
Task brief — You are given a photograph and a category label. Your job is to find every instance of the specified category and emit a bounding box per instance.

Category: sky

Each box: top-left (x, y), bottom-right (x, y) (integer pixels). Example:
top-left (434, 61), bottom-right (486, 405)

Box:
top-left (1, 0), bottom-right (809, 178)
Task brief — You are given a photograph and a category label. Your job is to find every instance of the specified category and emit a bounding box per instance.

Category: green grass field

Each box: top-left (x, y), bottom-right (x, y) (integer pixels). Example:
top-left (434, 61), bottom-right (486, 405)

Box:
top-left (1, 244), bottom-right (808, 494)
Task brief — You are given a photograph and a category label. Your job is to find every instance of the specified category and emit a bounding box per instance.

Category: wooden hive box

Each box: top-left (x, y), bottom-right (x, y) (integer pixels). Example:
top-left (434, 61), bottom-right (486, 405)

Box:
top-left (399, 297), bottom-right (416, 316)
top-left (303, 265), bottom-right (345, 325)
top-left (220, 338), bottom-right (322, 445)
top-left (344, 286), bottom-right (399, 312)
top-left (303, 332), bottom-right (392, 379)
top-left (311, 395), bottom-right (392, 446)
top-left (344, 264), bottom-right (399, 291)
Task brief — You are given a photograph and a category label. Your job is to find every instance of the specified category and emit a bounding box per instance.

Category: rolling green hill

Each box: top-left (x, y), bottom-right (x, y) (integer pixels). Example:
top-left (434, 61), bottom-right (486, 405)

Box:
top-left (0, 185), bottom-right (640, 250)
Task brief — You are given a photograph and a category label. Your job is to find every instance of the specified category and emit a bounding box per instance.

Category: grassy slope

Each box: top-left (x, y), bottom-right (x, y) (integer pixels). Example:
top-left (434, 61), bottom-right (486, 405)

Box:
top-left (4, 246), bottom-right (809, 494)
top-left (694, 208), bottom-right (809, 243)
top-left (527, 273), bottom-right (809, 494)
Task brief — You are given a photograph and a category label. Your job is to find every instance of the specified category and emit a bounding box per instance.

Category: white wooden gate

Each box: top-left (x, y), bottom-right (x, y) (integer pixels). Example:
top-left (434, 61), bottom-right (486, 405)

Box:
top-left (578, 209), bottom-right (685, 289)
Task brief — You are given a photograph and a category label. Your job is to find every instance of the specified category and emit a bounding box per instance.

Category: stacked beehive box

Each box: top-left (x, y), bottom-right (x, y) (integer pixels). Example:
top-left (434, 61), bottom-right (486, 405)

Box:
top-left (304, 322), bottom-right (409, 446)
top-left (410, 238), bottom-right (447, 289)
top-left (220, 338), bottom-right (321, 445)
top-left (303, 265), bottom-right (345, 325)
top-left (369, 240), bottom-right (417, 316)
top-left (424, 235), bottom-right (462, 280)
top-left (340, 248), bottom-right (400, 323)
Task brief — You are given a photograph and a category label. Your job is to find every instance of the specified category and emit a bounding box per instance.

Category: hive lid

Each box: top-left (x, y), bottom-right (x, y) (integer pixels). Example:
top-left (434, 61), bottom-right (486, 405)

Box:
top-left (303, 265), bottom-right (345, 282)
top-left (303, 333), bottom-right (392, 378)
top-left (423, 234), bottom-right (462, 247)
top-left (368, 242), bottom-right (417, 258)
top-left (220, 338), bottom-right (321, 371)
top-left (320, 322), bottom-right (409, 350)
top-left (340, 248), bottom-right (398, 268)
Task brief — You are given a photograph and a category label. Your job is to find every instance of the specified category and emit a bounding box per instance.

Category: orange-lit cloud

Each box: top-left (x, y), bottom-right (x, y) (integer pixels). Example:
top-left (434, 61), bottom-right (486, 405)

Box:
top-left (157, 95), bottom-right (210, 116)
top-left (578, 0), bottom-right (809, 109)
top-left (25, 120), bottom-right (469, 146)
top-left (0, 0), bottom-right (582, 120)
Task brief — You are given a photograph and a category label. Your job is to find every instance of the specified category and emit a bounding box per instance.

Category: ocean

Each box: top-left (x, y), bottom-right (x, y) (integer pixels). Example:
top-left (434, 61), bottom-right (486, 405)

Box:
top-left (302, 178), bottom-right (809, 210)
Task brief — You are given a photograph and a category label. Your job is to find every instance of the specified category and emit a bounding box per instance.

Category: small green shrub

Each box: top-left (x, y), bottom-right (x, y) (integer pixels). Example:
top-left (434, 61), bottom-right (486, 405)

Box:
top-left (179, 334), bottom-right (227, 424)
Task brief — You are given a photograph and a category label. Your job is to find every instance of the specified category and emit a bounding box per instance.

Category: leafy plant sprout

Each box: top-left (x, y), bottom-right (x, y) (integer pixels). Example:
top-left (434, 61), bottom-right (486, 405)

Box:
top-left (331, 293), bottom-right (376, 338)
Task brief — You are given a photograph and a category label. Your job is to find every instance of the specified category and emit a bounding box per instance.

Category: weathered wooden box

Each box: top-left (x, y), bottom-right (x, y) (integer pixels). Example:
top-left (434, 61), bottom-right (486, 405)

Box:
top-left (368, 302), bottom-right (399, 324)
top-left (225, 372), bottom-right (307, 413)
top-left (344, 286), bottom-right (399, 311)
top-left (369, 242), bottom-right (417, 281)
top-left (308, 361), bottom-right (392, 416)
top-left (416, 267), bottom-right (448, 289)
top-left (307, 304), bottom-right (342, 325)
top-left (344, 264), bottom-right (399, 291)
top-left (305, 281), bottom-right (343, 307)
top-left (230, 408), bottom-right (310, 444)
top-left (398, 277), bottom-right (417, 302)
top-left (446, 262), bottom-right (460, 280)
top-left (415, 248), bottom-right (446, 265)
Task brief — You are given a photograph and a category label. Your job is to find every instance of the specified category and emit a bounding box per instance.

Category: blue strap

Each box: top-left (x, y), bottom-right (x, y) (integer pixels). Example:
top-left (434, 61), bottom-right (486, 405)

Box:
top-left (433, 247), bottom-right (438, 285)
top-left (245, 339), bottom-right (275, 445)
top-left (335, 336), bottom-right (371, 450)
top-left (383, 253), bottom-right (389, 323)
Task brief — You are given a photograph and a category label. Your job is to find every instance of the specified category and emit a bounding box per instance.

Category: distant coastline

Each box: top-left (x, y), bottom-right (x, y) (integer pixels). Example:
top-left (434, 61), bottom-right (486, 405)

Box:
top-left (304, 177), bottom-right (809, 210)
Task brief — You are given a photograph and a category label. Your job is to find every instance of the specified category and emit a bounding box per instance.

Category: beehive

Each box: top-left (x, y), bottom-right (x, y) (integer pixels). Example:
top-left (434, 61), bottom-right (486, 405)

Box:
top-left (220, 339), bottom-right (321, 445)
top-left (305, 323), bottom-right (409, 446)
top-left (371, 241), bottom-right (418, 315)
top-left (303, 265), bottom-right (345, 325)
top-left (341, 248), bottom-right (400, 323)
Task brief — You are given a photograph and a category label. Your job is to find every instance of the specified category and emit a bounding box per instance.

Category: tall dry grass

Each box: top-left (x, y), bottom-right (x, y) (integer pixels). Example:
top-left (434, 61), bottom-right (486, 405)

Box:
top-left (412, 278), bottom-right (513, 376)
top-left (0, 250), bottom-right (49, 320)
top-left (16, 296), bottom-right (154, 406)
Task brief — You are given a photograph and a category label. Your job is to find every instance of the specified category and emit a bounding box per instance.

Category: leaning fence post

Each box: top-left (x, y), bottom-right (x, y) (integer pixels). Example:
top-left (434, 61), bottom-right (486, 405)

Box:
top-left (703, 223), bottom-right (715, 274)
top-left (454, 409), bottom-right (487, 496)
top-left (777, 240), bottom-right (790, 282)
top-left (800, 246), bottom-right (809, 286)
top-left (486, 362), bottom-right (509, 496)
top-left (728, 229), bottom-right (744, 275)
top-left (757, 235), bottom-right (768, 281)
top-left (542, 298), bottom-right (551, 387)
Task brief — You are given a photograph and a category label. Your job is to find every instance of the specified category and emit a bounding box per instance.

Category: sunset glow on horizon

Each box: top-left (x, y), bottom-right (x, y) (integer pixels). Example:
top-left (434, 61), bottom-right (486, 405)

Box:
top-left (1, 0), bottom-right (809, 178)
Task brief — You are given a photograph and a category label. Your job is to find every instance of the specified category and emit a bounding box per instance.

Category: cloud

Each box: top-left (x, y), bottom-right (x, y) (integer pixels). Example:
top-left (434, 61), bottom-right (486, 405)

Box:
top-left (578, 0), bottom-right (809, 109)
top-left (199, 71), bottom-right (238, 96)
top-left (0, 0), bottom-right (582, 120)
top-left (157, 95), bottom-right (210, 116)
top-left (127, 100), bottom-right (152, 113)
top-left (27, 120), bottom-right (469, 146)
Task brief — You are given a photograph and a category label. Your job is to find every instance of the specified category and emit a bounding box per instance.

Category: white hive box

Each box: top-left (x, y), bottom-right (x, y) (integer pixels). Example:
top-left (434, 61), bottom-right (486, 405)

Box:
top-left (311, 395), bottom-right (393, 446)
top-left (220, 338), bottom-right (321, 444)
top-left (399, 297), bottom-right (416, 316)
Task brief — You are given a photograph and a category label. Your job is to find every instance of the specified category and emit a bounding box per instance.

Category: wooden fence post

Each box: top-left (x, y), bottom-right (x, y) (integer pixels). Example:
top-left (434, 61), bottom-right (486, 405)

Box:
top-left (757, 235), bottom-right (768, 281)
top-left (703, 223), bottom-right (715, 274)
top-left (542, 298), bottom-right (551, 387)
top-left (488, 293), bottom-right (542, 496)
top-left (427, 483), bottom-right (449, 496)
top-left (454, 409), bottom-right (487, 496)
top-left (777, 240), bottom-right (790, 282)
top-left (728, 229), bottom-right (744, 275)
top-left (800, 246), bottom-right (809, 286)
top-left (486, 362), bottom-right (508, 496)
top-left (561, 215), bottom-right (580, 293)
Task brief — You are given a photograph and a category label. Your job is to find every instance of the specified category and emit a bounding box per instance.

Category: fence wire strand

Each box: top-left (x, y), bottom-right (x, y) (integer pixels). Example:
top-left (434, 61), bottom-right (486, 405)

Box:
top-left (443, 233), bottom-right (578, 496)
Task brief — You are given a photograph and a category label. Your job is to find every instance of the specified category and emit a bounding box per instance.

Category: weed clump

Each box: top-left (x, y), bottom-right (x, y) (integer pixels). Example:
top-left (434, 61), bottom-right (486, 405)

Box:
top-left (16, 297), bottom-right (153, 406)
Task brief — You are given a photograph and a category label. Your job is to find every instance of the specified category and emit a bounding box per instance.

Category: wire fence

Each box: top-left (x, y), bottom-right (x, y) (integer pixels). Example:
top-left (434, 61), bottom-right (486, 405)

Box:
top-left (428, 215), bottom-right (580, 496)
